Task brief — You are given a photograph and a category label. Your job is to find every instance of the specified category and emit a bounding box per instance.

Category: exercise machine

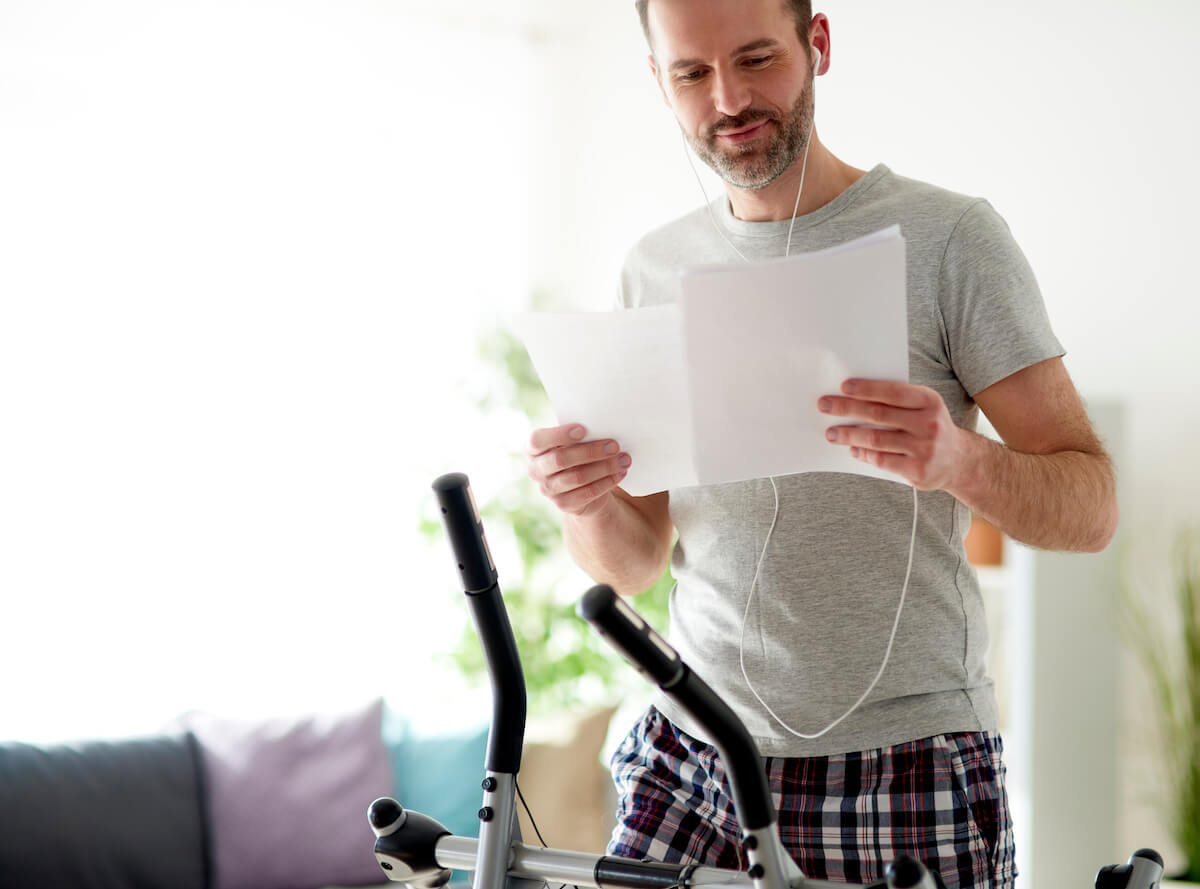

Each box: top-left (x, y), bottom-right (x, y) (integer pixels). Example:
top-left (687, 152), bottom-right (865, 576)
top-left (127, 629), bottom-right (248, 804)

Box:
top-left (366, 473), bottom-right (1164, 889)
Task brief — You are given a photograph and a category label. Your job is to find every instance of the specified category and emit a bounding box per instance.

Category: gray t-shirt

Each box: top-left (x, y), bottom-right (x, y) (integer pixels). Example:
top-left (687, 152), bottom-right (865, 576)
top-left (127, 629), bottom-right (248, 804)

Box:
top-left (618, 164), bottom-right (1063, 757)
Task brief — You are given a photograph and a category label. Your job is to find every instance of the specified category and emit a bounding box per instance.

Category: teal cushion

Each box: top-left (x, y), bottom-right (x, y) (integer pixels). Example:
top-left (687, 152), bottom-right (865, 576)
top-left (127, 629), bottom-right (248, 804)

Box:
top-left (382, 707), bottom-right (489, 839)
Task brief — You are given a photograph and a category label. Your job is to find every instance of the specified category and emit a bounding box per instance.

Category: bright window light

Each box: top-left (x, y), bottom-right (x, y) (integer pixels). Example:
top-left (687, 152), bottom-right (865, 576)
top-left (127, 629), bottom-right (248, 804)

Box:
top-left (0, 0), bottom-right (532, 742)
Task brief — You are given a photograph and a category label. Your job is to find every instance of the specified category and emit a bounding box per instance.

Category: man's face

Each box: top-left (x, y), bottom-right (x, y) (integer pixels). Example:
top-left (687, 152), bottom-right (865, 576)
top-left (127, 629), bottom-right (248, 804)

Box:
top-left (647, 0), bottom-right (814, 191)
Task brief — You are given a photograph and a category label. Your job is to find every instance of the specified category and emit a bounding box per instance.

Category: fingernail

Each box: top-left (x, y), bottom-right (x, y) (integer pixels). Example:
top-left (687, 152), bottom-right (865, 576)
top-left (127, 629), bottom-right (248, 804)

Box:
top-left (826, 428), bottom-right (838, 442)
top-left (843, 381), bottom-right (857, 395)
top-left (569, 426), bottom-right (585, 440)
top-left (818, 398), bottom-right (832, 412)
top-left (618, 454), bottom-right (631, 468)
top-left (604, 441), bottom-right (619, 455)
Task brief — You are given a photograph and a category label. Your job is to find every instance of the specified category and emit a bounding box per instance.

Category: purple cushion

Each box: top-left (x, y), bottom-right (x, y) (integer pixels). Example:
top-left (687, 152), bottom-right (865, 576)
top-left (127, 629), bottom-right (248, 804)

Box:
top-left (186, 699), bottom-right (393, 889)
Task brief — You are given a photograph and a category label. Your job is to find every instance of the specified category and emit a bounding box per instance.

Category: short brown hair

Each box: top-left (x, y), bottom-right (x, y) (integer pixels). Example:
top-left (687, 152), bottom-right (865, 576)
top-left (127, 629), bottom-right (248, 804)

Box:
top-left (634, 0), bottom-right (813, 50)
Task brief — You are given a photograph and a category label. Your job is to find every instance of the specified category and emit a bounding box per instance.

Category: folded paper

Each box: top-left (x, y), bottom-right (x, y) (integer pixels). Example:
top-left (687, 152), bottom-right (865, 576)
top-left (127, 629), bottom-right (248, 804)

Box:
top-left (513, 227), bottom-right (909, 496)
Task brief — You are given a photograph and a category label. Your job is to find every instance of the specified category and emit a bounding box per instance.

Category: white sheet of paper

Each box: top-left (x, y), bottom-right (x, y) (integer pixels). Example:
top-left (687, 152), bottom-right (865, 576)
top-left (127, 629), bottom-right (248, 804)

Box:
top-left (512, 226), bottom-right (909, 495)
top-left (512, 305), bottom-right (699, 495)
top-left (680, 225), bottom-right (908, 486)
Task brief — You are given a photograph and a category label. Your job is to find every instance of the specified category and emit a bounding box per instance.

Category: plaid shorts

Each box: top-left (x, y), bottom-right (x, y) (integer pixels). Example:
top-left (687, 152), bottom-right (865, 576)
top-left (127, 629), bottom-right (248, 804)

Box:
top-left (608, 706), bottom-right (1016, 889)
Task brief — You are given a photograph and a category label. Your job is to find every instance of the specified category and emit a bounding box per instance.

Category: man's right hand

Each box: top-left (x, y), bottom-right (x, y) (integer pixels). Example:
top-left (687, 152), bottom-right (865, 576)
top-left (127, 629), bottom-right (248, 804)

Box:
top-left (527, 424), bottom-right (631, 518)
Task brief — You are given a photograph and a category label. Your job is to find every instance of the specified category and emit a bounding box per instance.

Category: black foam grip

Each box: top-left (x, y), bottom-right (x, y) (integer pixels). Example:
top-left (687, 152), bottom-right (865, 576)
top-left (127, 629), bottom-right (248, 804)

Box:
top-left (433, 473), bottom-right (498, 594)
top-left (594, 858), bottom-right (692, 889)
top-left (577, 584), bottom-right (683, 688)
top-left (432, 473), bottom-right (524, 774)
top-left (466, 583), bottom-right (526, 774)
top-left (578, 584), bottom-right (773, 831)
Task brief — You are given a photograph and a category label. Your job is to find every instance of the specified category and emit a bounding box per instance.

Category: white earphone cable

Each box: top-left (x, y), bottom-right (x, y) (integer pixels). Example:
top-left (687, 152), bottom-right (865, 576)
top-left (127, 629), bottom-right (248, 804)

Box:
top-left (738, 481), bottom-right (918, 739)
top-left (682, 52), bottom-right (921, 739)
top-left (680, 110), bottom-right (813, 261)
top-left (682, 135), bottom-right (751, 263)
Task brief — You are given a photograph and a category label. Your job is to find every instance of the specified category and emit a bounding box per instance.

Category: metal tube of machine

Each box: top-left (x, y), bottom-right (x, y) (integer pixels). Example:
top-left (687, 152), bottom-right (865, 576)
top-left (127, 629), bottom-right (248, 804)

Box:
top-left (434, 836), bottom-right (750, 889)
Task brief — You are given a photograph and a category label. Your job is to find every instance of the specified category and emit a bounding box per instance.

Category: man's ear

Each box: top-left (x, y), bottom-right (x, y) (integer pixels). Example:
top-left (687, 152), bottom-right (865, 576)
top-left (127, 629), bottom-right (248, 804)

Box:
top-left (648, 53), bottom-right (671, 108)
top-left (808, 13), bottom-right (831, 75)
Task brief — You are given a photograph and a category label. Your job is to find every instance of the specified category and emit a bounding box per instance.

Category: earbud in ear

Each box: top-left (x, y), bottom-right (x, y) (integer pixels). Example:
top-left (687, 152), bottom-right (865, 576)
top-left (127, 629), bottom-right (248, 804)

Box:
top-left (812, 48), bottom-right (822, 74)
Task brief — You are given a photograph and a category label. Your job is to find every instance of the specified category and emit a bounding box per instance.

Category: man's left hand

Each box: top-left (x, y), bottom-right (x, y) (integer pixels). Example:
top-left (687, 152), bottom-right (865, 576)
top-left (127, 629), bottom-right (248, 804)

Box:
top-left (818, 379), bottom-right (968, 491)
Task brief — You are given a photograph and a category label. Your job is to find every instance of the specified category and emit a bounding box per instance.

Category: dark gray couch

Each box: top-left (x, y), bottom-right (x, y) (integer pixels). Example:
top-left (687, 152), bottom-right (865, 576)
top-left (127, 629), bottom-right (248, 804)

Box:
top-left (0, 733), bottom-right (211, 889)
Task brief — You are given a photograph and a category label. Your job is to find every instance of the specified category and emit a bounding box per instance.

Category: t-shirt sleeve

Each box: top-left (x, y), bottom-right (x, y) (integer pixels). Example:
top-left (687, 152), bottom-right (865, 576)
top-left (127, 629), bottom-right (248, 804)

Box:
top-left (614, 275), bottom-right (629, 311)
top-left (615, 245), bottom-right (639, 310)
top-left (936, 199), bottom-right (1065, 397)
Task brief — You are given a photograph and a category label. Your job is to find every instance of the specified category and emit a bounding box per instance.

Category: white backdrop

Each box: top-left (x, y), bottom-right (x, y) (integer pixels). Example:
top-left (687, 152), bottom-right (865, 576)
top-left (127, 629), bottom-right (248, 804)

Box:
top-left (0, 0), bottom-right (538, 740)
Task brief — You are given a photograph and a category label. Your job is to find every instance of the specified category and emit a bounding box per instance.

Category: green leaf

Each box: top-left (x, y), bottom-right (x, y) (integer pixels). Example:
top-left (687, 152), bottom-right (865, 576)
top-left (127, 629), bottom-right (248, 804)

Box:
top-left (1121, 526), bottom-right (1200, 876)
top-left (418, 318), bottom-right (681, 717)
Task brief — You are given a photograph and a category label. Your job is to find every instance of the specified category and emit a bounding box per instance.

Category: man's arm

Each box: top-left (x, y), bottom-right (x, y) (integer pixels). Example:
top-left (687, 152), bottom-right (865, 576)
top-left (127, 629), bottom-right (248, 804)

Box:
top-left (528, 424), bottom-right (675, 594)
top-left (819, 357), bottom-right (1118, 553)
top-left (564, 488), bottom-right (674, 595)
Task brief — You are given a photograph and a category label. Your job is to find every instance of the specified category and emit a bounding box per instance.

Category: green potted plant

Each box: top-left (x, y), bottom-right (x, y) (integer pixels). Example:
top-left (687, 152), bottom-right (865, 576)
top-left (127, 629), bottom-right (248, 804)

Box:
top-left (420, 322), bottom-right (671, 715)
top-left (1124, 528), bottom-right (1200, 883)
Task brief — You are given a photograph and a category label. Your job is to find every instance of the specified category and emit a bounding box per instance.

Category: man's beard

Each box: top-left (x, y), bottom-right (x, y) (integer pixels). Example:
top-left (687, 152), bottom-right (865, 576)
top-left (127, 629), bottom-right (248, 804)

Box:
top-left (685, 85), bottom-right (813, 191)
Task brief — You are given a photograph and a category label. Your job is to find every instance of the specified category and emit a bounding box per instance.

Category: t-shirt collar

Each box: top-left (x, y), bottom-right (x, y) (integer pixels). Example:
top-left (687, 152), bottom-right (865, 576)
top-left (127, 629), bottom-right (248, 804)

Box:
top-left (714, 163), bottom-right (891, 239)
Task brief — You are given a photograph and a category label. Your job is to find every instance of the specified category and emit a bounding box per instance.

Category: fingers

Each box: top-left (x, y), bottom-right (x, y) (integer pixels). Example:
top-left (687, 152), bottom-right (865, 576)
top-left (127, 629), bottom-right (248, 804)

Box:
top-left (819, 380), bottom-right (960, 490)
top-left (529, 433), bottom-right (626, 482)
top-left (818, 395), bottom-right (911, 431)
top-left (825, 424), bottom-right (928, 459)
top-left (527, 423), bottom-right (632, 516)
top-left (545, 469), bottom-right (629, 516)
top-left (837, 379), bottom-right (934, 409)
top-left (817, 381), bottom-right (938, 433)
top-left (528, 423), bottom-right (587, 455)
top-left (538, 449), bottom-right (632, 497)
top-left (846, 447), bottom-right (919, 479)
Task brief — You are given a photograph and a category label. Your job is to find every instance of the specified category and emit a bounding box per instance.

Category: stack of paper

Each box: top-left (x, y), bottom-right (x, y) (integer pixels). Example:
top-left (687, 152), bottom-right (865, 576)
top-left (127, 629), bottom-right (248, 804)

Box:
top-left (513, 226), bottom-right (908, 496)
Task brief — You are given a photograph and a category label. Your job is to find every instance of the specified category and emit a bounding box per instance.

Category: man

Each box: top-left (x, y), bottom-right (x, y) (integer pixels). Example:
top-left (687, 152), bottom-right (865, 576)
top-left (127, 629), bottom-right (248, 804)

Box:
top-left (527, 1), bottom-right (1117, 887)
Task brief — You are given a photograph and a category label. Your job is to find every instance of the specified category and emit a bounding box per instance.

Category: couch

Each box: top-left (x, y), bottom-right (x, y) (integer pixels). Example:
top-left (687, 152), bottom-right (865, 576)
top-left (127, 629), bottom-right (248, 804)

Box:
top-left (0, 699), bottom-right (617, 889)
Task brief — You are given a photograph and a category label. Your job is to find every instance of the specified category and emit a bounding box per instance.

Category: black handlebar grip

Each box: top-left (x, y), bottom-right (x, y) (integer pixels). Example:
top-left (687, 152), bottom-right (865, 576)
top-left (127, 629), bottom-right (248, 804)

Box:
top-left (1096, 849), bottom-right (1164, 889)
top-left (432, 472), bottom-right (498, 594)
top-left (579, 583), bottom-right (776, 831)
top-left (1131, 850), bottom-right (1163, 868)
top-left (577, 585), bottom-right (685, 688)
top-left (432, 473), bottom-right (524, 774)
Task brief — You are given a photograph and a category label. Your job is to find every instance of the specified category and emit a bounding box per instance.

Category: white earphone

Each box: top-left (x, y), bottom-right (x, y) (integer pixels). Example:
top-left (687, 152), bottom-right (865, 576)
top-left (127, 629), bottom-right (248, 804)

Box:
top-left (692, 36), bottom-right (920, 742)
top-left (675, 29), bottom-right (918, 741)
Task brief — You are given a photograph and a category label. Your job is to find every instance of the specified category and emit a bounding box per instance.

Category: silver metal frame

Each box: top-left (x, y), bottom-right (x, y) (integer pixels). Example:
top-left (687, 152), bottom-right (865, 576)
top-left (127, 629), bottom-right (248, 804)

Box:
top-left (436, 835), bottom-right (759, 889)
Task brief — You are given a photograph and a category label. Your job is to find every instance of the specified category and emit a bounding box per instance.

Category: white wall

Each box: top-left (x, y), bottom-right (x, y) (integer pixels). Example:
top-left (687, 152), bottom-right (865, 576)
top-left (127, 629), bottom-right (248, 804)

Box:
top-left (0, 0), bottom-right (540, 740)
top-left (525, 0), bottom-right (1200, 878)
